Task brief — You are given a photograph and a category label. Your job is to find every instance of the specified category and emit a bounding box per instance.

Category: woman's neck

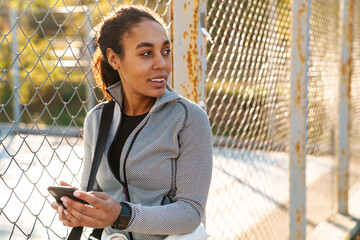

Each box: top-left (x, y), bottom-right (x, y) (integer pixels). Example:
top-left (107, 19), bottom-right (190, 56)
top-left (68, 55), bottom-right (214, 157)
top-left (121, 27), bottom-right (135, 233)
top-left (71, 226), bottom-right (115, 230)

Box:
top-left (122, 95), bottom-right (155, 116)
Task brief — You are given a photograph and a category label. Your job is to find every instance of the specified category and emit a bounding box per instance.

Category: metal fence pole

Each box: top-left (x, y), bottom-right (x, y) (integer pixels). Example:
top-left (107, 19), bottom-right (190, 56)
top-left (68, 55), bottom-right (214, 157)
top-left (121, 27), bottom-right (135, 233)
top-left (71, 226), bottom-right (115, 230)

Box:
top-left (289, 1), bottom-right (311, 239)
top-left (267, 0), bottom-right (279, 142)
top-left (85, 8), bottom-right (95, 110)
top-left (170, 0), bottom-right (207, 107)
top-left (10, 8), bottom-right (21, 124)
top-left (338, 0), bottom-right (354, 215)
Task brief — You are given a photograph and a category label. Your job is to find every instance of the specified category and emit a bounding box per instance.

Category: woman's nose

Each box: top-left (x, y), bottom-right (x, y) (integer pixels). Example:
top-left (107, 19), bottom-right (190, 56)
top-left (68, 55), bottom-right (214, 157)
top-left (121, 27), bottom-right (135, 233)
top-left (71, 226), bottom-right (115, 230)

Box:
top-left (153, 54), bottom-right (167, 69)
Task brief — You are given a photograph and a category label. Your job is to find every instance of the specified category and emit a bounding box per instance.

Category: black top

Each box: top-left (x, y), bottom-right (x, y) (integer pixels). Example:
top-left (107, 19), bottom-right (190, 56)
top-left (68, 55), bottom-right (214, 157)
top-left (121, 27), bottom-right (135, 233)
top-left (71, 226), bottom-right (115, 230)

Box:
top-left (109, 111), bottom-right (148, 180)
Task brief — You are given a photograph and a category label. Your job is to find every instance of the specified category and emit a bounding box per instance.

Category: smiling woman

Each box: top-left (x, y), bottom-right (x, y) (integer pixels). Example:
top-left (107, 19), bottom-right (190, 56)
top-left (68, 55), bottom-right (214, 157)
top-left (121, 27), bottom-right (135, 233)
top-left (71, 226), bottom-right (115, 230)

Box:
top-left (106, 19), bottom-right (172, 116)
top-left (50, 5), bottom-right (213, 240)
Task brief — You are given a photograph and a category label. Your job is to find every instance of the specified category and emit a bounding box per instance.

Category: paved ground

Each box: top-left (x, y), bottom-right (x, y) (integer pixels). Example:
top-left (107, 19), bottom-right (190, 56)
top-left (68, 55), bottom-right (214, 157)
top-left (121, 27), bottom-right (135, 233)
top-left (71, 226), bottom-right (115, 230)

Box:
top-left (206, 148), bottom-right (336, 239)
top-left (0, 133), bottom-right (357, 239)
top-left (0, 134), bottom-right (85, 239)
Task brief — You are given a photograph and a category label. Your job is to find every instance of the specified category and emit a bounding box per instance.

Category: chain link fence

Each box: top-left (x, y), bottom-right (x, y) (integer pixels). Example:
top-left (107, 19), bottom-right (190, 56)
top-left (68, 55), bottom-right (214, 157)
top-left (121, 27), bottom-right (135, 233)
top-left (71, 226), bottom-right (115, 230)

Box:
top-left (0, 0), bottom-right (359, 239)
top-left (0, 1), bottom-right (171, 239)
top-left (205, 0), bottom-right (359, 239)
top-left (206, 1), bottom-right (291, 239)
top-left (351, 0), bottom-right (360, 192)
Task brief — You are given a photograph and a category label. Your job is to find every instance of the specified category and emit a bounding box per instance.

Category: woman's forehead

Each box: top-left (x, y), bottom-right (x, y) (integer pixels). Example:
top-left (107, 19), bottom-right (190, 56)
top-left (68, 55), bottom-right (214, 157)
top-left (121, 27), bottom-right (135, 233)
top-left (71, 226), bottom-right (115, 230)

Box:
top-left (123, 20), bottom-right (169, 46)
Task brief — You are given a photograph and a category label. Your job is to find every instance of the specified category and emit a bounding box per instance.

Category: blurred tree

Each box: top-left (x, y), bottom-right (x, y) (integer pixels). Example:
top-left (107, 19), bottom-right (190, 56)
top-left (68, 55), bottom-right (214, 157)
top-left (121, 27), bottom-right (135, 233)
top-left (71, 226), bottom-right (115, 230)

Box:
top-left (0, 0), bottom-right (169, 126)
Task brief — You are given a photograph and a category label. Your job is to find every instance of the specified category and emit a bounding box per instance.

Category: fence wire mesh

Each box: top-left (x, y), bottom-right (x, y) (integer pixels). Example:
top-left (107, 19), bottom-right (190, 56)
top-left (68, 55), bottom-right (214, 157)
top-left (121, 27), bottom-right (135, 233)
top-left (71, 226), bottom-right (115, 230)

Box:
top-left (305, 0), bottom-right (340, 233)
top-left (0, 0), bottom-right (170, 239)
top-left (205, 0), bottom-right (359, 239)
top-left (350, 0), bottom-right (360, 197)
top-left (0, 0), bottom-right (360, 240)
top-left (205, 0), bottom-right (292, 239)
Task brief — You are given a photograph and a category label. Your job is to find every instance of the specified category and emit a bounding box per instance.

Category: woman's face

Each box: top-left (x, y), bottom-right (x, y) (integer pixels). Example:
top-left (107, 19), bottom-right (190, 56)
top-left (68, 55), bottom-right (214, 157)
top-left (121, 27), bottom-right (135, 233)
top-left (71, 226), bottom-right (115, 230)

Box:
top-left (117, 19), bottom-right (172, 102)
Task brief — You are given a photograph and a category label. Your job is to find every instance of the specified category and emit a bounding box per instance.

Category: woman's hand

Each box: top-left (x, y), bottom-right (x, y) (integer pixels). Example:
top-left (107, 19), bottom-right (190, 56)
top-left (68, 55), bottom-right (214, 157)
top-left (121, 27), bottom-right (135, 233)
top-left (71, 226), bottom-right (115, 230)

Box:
top-left (59, 189), bottom-right (122, 229)
top-left (51, 181), bottom-right (81, 227)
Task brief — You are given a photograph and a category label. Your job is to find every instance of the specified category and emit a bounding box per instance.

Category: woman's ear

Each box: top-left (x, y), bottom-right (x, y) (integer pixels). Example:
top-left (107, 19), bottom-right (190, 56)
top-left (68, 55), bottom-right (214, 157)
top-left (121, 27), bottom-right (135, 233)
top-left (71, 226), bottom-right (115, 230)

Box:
top-left (106, 48), bottom-right (121, 70)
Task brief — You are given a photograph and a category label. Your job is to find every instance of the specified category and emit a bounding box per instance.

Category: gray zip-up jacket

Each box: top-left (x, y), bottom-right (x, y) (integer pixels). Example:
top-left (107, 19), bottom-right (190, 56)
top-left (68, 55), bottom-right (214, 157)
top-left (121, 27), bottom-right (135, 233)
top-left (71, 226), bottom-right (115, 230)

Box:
top-left (81, 82), bottom-right (213, 240)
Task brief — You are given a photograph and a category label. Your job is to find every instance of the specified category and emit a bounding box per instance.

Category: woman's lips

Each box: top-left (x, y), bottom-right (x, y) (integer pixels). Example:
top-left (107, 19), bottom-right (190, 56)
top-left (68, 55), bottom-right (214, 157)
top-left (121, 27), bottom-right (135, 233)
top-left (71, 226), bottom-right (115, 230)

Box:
top-left (149, 78), bottom-right (166, 82)
top-left (148, 77), bottom-right (166, 87)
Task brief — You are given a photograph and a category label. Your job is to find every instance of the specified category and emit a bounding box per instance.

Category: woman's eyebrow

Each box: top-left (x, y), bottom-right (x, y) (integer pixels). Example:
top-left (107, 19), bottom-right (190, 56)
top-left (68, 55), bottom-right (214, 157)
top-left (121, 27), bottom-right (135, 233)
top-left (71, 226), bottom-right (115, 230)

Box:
top-left (136, 40), bottom-right (171, 49)
top-left (136, 42), bottom-right (153, 49)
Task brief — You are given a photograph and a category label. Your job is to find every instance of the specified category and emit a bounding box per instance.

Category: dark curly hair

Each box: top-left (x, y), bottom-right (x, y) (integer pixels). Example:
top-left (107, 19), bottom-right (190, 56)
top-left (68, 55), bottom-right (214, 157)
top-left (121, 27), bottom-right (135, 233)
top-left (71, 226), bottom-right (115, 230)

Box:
top-left (92, 5), bottom-right (166, 100)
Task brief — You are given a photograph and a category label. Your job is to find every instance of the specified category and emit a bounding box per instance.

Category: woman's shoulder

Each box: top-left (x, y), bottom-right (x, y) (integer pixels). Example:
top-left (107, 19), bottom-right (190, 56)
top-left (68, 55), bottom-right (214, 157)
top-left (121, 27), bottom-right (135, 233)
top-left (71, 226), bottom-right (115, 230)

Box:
top-left (88, 101), bottom-right (115, 115)
top-left (84, 101), bottom-right (110, 125)
top-left (175, 98), bottom-right (209, 122)
top-left (161, 85), bottom-right (207, 118)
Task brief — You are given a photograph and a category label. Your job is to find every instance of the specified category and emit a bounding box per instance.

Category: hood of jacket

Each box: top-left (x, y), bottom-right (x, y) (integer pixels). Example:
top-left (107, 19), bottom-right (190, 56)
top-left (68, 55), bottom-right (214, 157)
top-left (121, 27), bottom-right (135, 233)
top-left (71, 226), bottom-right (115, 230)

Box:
top-left (106, 81), bottom-right (182, 113)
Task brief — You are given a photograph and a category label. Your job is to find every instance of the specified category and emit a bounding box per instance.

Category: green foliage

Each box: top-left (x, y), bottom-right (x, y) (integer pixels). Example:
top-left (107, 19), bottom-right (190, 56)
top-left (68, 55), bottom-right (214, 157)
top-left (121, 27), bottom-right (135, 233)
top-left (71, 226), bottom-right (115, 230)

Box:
top-left (206, 78), bottom-right (289, 141)
top-left (0, 0), bottom-right (180, 128)
top-left (0, 1), bottom-right (99, 126)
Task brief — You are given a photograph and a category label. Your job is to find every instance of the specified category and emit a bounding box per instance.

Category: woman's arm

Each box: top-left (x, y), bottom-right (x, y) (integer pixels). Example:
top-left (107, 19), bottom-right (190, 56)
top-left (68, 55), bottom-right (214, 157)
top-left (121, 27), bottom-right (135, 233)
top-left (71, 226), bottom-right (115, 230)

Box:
top-left (80, 106), bottom-right (102, 191)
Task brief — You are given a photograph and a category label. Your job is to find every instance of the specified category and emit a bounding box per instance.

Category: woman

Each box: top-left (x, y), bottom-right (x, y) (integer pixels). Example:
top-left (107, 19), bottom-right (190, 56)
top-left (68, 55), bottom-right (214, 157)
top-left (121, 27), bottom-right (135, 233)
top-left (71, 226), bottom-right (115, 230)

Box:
top-left (51, 5), bottom-right (213, 240)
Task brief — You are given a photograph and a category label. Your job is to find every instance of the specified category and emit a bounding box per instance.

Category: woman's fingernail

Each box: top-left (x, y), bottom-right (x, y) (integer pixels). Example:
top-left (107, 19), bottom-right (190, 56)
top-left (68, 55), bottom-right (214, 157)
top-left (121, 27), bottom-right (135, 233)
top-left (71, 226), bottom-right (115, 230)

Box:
top-left (61, 197), bottom-right (68, 206)
top-left (64, 210), bottom-right (69, 215)
top-left (74, 191), bottom-right (81, 197)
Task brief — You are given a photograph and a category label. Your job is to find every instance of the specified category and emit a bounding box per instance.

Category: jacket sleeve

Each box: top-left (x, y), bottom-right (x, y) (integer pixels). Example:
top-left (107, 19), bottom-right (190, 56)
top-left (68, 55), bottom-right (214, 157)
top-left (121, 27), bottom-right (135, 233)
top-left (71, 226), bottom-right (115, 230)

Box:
top-left (125, 102), bottom-right (213, 235)
top-left (80, 106), bottom-right (102, 191)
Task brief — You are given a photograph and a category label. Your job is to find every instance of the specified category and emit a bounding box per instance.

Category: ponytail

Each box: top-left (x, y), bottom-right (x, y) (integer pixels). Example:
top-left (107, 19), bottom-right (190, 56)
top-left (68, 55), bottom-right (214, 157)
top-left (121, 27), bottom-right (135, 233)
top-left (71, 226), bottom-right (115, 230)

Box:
top-left (92, 48), bottom-right (120, 100)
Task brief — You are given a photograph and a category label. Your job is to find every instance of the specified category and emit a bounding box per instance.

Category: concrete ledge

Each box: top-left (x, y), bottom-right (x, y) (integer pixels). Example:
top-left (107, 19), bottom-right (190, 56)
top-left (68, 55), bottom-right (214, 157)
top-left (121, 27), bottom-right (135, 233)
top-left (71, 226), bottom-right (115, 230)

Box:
top-left (308, 213), bottom-right (360, 240)
top-left (308, 181), bottom-right (360, 240)
top-left (0, 122), bottom-right (82, 137)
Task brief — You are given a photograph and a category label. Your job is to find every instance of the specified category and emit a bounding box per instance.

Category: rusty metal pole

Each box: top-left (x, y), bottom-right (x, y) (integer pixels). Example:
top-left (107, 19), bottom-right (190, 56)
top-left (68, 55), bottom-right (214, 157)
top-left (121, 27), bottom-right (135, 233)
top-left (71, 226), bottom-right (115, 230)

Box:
top-left (170, 0), bottom-right (207, 108)
top-left (338, 0), bottom-right (354, 215)
top-left (289, 1), bottom-right (311, 239)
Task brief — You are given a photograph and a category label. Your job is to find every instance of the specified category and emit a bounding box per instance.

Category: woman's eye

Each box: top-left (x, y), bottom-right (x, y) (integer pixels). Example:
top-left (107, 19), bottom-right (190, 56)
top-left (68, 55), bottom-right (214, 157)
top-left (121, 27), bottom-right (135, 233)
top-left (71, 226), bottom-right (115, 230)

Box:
top-left (141, 51), bottom-right (151, 56)
top-left (163, 48), bottom-right (172, 55)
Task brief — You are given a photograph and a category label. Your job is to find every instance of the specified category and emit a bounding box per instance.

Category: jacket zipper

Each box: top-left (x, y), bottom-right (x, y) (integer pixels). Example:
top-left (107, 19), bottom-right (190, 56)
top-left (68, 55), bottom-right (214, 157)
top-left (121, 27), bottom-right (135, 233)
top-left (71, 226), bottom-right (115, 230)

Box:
top-left (106, 111), bottom-right (150, 198)
top-left (105, 90), bottom-right (150, 193)
top-left (105, 89), bottom-right (180, 239)
top-left (121, 119), bottom-right (149, 240)
top-left (106, 104), bottom-right (149, 240)
top-left (122, 118), bottom-right (149, 202)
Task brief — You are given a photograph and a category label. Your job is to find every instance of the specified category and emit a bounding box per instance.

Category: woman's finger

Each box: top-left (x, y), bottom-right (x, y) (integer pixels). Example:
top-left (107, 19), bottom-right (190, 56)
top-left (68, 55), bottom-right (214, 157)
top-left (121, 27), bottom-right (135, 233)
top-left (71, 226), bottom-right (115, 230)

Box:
top-left (62, 196), bottom-right (95, 218)
top-left (58, 208), bottom-right (80, 227)
top-left (89, 191), bottom-right (111, 200)
top-left (61, 193), bottom-right (121, 228)
top-left (63, 206), bottom-right (100, 228)
top-left (59, 181), bottom-right (79, 190)
top-left (51, 200), bottom-right (60, 210)
top-left (57, 206), bottom-right (71, 224)
top-left (71, 191), bottom-right (104, 209)
top-left (61, 216), bottom-right (78, 227)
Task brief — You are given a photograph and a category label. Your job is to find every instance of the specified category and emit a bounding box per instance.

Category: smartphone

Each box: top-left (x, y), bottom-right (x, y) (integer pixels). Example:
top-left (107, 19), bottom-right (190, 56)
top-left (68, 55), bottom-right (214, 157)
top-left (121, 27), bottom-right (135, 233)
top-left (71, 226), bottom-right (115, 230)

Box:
top-left (48, 186), bottom-right (88, 207)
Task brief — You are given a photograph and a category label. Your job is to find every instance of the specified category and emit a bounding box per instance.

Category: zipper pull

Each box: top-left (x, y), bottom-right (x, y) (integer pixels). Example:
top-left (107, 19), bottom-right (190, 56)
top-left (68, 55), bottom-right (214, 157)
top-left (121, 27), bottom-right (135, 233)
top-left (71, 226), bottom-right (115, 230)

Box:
top-left (122, 187), bottom-right (128, 202)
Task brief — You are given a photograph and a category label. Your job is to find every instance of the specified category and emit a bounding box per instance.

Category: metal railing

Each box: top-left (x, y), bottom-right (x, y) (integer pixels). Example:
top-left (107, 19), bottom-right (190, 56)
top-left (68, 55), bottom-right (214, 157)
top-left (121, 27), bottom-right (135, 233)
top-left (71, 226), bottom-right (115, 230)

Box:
top-left (0, 0), bottom-right (359, 239)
